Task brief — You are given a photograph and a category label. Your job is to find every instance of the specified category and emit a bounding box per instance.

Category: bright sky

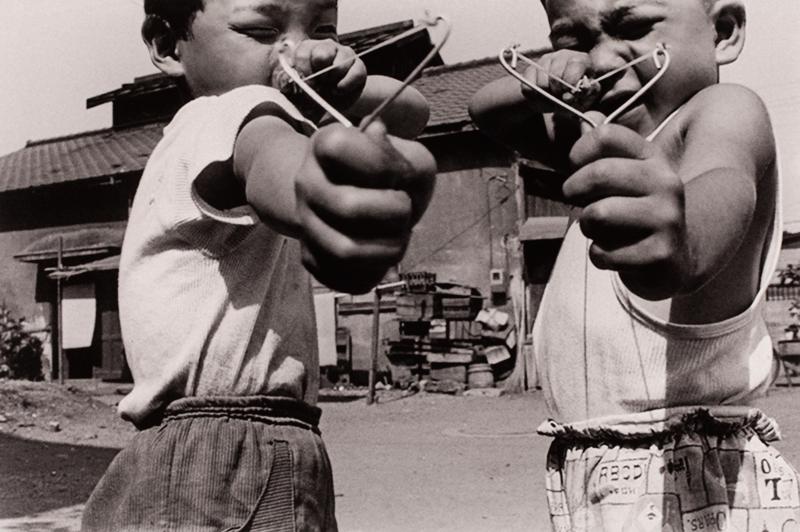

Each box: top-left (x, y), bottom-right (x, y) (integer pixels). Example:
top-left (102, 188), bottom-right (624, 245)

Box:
top-left (1, 0), bottom-right (798, 227)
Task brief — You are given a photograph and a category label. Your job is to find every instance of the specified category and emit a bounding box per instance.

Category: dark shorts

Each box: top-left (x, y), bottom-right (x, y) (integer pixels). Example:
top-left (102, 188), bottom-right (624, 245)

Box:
top-left (82, 396), bottom-right (337, 532)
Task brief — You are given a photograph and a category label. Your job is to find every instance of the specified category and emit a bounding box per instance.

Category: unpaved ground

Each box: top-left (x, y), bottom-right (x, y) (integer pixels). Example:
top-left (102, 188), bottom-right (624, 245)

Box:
top-left (1, 380), bottom-right (800, 531)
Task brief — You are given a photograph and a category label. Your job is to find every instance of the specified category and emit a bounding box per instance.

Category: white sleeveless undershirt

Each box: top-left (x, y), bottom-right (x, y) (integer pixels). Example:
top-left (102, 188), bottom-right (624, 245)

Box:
top-left (117, 86), bottom-right (319, 427)
top-left (532, 107), bottom-right (783, 423)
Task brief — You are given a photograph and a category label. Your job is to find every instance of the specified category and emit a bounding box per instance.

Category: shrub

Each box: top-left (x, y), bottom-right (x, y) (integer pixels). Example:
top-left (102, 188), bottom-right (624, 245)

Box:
top-left (0, 305), bottom-right (43, 380)
top-left (779, 264), bottom-right (800, 286)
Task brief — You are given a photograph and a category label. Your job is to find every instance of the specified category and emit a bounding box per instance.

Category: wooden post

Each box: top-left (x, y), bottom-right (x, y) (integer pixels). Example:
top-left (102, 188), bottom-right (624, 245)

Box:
top-left (366, 280), bottom-right (407, 405)
top-left (514, 160), bottom-right (528, 390)
top-left (367, 290), bottom-right (381, 405)
top-left (56, 236), bottom-right (65, 385)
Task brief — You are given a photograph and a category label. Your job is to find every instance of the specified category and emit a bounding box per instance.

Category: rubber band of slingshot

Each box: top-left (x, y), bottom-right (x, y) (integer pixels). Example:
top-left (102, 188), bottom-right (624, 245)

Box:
top-left (500, 46), bottom-right (598, 128)
top-left (302, 24), bottom-right (430, 83)
top-left (359, 14), bottom-right (451, 131)
top-left (277, 15), bottom-right (451, 131)
top-left (512, 51), bottom-right (580, 92)
top-left (499, 43), bottom-right (671, 129)
top-left (278, 45), bottom-right (354, 127)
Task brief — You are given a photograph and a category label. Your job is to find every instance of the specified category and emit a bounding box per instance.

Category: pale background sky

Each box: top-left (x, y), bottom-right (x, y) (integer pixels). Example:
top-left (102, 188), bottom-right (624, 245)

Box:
top-left (1, 0), bottom-right (798, 228)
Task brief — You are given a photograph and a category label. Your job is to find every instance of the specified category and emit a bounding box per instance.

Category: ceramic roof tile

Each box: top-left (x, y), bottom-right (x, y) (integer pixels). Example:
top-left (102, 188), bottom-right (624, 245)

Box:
top-left (414, 57), bottom-right (505, 131)
top-left (413, 49), bottom-right (546, 132)
top-left (0, 49), bottom-right (543, 193)
top-left (0, 123), bottom-right (165, 193)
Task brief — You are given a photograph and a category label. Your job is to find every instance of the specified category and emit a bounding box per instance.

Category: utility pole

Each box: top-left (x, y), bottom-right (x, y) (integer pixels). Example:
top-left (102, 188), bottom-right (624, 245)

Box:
top-left (367, 280), bottom-right (407, 405)
top-left (56, 237), bottom-right (65, 385)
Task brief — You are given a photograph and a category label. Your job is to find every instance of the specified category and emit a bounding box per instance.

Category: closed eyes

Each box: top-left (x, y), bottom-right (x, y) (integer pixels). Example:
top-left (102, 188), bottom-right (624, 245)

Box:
top-left (607, 17), bottom-right (661, 40)
top-left (232, 24), bottom-right (337, 43)
top-left (233, 25), bottom-right (280, 43)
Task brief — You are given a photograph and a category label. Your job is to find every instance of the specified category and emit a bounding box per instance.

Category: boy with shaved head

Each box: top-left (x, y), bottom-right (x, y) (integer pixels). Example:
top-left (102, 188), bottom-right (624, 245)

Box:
top-left (82, 0), bottom-right (436, 530)
top-left (471, 0), bottom-right (800, 529)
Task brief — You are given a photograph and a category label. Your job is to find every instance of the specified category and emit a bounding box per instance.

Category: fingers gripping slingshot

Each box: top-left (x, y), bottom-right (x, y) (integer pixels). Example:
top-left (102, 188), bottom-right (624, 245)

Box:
top-left (277, 14), bottom-right (452, 130)
top-left (499, 43), bottom-right (671, 129)
top-left (499, 44), bottom-right (673, 419)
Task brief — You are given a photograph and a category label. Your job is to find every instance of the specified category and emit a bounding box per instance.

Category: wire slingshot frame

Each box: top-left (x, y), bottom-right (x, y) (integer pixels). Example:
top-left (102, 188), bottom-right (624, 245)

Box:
top-left (278, 14), bottom-right (452, 131)
top-left (499, 43), bottom-right (671, 129)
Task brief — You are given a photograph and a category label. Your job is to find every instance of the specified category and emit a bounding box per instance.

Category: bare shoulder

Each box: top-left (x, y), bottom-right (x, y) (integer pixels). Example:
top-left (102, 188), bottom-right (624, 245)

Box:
top-left (688, 83), bottom-right (770, 122)
top-left (685, 84), bottom-right (774, 148)
top-left (678, 83), bottom-right (776, 180)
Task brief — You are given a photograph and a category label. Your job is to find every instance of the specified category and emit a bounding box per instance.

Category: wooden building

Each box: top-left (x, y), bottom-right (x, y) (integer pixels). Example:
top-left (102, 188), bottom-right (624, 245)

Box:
top-left (0, 21), bottom-right (445, 381)
top-left (2, 20), bottom-right (794, 385)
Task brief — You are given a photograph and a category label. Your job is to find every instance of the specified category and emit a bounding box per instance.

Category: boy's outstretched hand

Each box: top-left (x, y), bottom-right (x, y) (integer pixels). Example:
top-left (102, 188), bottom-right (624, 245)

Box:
top-left (295, 121), bottom-right (436, 294)
top-left (564, 114), bottom-right (691, 300)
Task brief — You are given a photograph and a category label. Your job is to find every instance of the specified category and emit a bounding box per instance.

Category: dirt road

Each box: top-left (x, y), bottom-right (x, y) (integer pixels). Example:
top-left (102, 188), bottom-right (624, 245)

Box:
top-left (2, 381), bottom-right (800, 531)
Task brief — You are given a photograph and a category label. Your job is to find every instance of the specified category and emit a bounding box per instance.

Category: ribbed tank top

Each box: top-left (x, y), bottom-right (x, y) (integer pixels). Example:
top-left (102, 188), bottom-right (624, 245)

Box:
top-left (532, 108), bottom-right (783, 423)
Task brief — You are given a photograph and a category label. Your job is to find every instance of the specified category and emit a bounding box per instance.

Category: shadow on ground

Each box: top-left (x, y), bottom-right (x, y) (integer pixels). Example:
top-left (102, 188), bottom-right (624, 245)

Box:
top-left (0, 432), bottom-right (119, 518)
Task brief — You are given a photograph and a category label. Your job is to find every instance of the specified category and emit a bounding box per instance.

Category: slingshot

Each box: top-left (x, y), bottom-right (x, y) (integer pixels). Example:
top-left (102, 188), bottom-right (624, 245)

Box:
top-left (499, 43), bottom-right (671, 128)
top-left (278, 14), bottom-right (451, 131)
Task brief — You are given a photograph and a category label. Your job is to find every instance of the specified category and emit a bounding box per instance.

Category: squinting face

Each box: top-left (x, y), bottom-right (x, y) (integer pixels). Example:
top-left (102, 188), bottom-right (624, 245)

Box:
top-left (543, 0), bottom-right (720, 133)
top-left (176, 0), bottom-right (338, 96)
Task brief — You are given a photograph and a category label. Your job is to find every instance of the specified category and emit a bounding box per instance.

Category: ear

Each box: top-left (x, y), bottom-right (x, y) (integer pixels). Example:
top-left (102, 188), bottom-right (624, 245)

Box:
top-left (710, 0), bottom-right (746, 65)
top-left (141, 15), bottom-right (185, 77)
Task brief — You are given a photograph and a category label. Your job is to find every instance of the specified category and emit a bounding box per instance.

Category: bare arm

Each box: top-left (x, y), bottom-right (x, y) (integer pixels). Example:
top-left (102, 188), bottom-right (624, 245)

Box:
top-left (469, 76), bottom-right (582, 175)
top-left (564, 84), bottom-right (775, 301)
top-left (233, 113), bottom-right (308, 237)
top-left (663, 84), bottom-right (775, 294)
top-left (469, 77), bottom-right (551, 157)
top-left (343, 75), bottom-right (430, 139)
top-left (232, 110), bottom-right (437, 294)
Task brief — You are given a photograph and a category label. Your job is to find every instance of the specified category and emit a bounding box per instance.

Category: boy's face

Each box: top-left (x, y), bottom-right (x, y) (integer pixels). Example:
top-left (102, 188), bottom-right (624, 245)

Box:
top-left (543, 0), bottom-right (721, 132)
top-left (175, 0), bottom-right (338, 96)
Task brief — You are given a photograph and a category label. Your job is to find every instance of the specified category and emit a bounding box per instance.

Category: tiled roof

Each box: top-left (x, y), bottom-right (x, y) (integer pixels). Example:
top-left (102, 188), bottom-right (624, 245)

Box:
top-left (413, 56), bottom-right (506, 133)
top-left (341, 20), bottom-right (417, 53)
top-left (15, 222), bottom-right (126, 262)
top-left (87, 74), bottom-right (176, 109)
top-left (0, 122), bottom-right (165, 193)
top-left (413, 48), bottom-right (548, 133)
top-left (0, 48), bottom-right (542, 194)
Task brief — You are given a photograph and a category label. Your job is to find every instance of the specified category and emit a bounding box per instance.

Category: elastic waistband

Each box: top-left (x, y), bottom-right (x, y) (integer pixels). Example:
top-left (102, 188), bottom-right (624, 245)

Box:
top-left (161, 395), bottom-right (322, 432)
top-left (538, 406), bottom-right (781, 444)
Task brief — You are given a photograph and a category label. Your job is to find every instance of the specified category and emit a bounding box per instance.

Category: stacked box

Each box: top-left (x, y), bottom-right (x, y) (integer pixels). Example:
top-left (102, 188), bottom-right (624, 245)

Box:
top-left (396, 293), bottom-right (435, 320)
top-left (440, 295), bottom-right (483, 319)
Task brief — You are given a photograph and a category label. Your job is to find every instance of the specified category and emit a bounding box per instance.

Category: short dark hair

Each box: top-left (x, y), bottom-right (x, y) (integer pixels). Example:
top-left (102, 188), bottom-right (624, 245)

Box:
top-left (143, 0), bottom-right (205, 40)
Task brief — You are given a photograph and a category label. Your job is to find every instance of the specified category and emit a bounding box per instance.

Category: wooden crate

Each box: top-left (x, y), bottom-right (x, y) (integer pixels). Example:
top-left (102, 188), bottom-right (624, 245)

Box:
top-left (396, 293), bottom-right (435, 320)
top-left (440, 295), bottom-right (483, 320)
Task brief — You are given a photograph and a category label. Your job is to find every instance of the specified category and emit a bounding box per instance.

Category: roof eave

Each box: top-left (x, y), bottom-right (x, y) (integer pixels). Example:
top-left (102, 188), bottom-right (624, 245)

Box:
top-left (14, 245), bottom-right (121, 264)
top-left (419, 122), bottom-right (477, 139)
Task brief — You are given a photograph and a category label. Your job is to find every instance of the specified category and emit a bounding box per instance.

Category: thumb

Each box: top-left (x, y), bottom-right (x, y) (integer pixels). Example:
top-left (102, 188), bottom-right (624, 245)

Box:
top-left (581, 110), bottom-right (606, 136)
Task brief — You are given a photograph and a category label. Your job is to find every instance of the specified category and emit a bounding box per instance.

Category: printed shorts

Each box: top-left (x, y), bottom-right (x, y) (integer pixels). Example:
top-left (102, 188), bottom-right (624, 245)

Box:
top-left (539, 407), bottom-right (800, 532)
top-left (82, 396), bottom-right (337, 532)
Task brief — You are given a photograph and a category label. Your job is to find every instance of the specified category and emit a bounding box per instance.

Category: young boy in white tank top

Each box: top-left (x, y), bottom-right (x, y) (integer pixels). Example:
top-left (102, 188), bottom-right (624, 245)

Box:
top-left (470, 0), bottom-right (798, 529)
